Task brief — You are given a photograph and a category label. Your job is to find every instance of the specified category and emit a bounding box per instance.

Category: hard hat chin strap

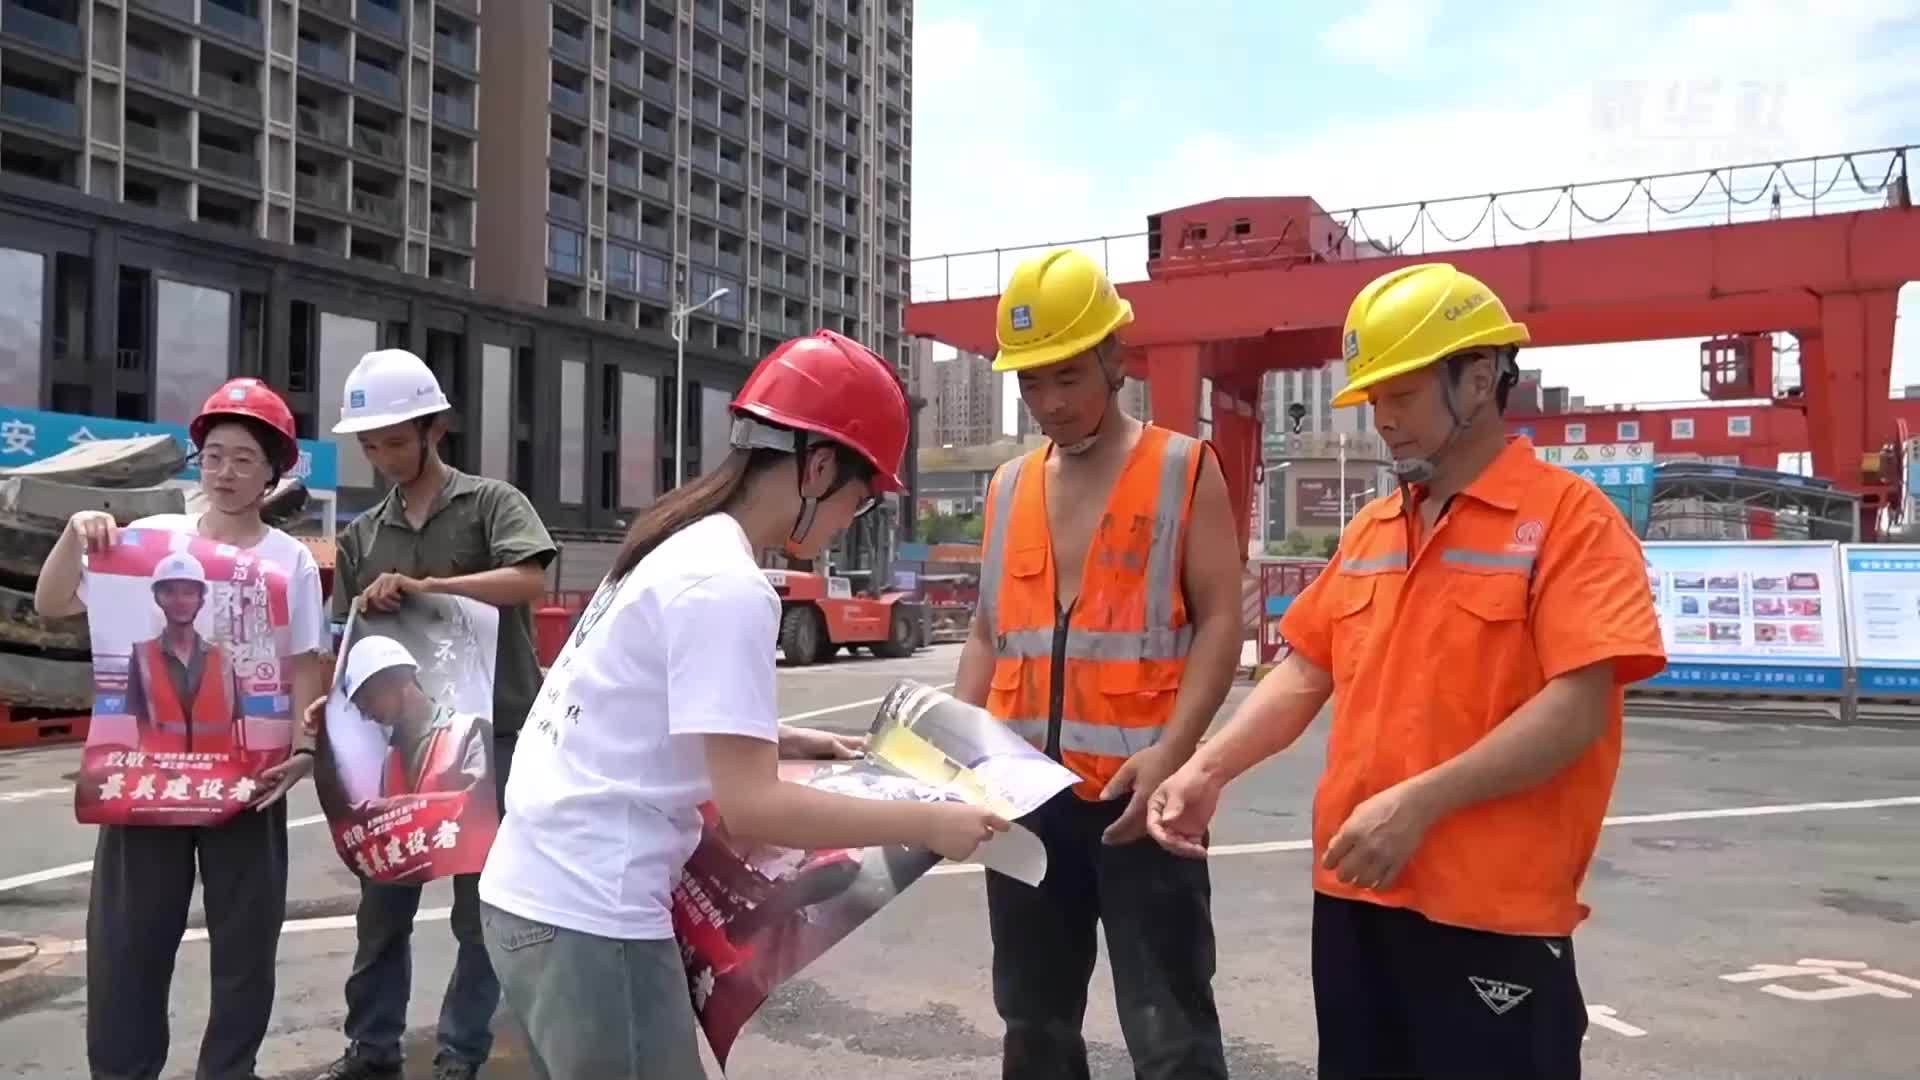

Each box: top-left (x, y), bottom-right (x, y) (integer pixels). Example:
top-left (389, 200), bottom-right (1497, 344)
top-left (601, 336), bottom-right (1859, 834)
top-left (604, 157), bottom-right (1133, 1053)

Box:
top-left (729, 415), bottom-right (826, 547)
top-left (1391, 368), bottom-right (1474, 493)
top-left (1055, 347), bottom-right (1128, 457)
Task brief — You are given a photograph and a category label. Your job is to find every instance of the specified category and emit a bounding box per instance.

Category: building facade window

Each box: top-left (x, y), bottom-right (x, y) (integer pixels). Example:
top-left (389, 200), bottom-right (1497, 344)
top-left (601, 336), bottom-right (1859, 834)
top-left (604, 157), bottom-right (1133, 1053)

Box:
top-left (1672, 417), bottom-right (1695, 440)
top-left (1617, 420), bottom-right (1640, 441)
top-left (1565, 422), bottom-right (1587, 443)
top-left (0, 248), bottom-right (45, 408)
top-left (1728, 415), bottom-right (1753, 437)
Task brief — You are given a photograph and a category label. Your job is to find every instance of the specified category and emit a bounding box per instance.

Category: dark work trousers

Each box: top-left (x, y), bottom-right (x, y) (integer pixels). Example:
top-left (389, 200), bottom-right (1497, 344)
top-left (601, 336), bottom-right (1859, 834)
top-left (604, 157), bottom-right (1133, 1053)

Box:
top-left (86, 799), bottom-right (290, 1080)
top-left (341, 735), bottom-right (514, 1069)
top-left (1313, 892), bottom-right (1589, 1080)
top-left (984, 789), bottom-right (1228, 1080)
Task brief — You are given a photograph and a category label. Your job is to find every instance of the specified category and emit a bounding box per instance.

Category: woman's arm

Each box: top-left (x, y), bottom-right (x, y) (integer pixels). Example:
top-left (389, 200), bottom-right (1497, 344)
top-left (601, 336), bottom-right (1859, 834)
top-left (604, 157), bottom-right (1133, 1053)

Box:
top-left (35, 511), bottom-right (116, 617)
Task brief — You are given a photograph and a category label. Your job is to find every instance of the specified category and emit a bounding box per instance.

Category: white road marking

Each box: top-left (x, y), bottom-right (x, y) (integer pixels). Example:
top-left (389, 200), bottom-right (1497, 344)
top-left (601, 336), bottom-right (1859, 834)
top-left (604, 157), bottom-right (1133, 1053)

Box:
top-left (778, 683), bottom-right (954, 725)
top-left (0, 692), bottom-right (948, 895)
top-left (1586, 1005), bottom-right (1648, 1038)
top-left (923, 795), bottom-right (1920, 877)
top-left (12, 792), bottom-right (1920, 959)
top-left (0, 787), bottom-right (68, 805)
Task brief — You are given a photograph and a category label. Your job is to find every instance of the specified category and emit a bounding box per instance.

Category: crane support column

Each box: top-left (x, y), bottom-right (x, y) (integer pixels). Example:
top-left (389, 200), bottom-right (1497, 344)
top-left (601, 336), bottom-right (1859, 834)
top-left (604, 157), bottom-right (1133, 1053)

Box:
top-left (1798, 288), bottom-right (1901, 531)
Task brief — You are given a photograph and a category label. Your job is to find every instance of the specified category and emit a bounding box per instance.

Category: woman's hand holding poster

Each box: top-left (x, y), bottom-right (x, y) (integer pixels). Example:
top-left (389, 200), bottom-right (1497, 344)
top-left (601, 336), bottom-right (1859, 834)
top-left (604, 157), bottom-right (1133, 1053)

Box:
top-left (75, 527), bottom-right (296, 826)
top-left (675, 679), bottom-right (1080, 1068)
top-left (315, 594), bottom-right (500, 884)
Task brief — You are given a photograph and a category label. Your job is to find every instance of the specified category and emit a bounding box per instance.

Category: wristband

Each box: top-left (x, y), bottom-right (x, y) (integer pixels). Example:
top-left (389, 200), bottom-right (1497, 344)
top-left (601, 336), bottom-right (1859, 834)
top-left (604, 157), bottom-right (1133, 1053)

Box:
top-left (291, 746), bottom-right (316, 760)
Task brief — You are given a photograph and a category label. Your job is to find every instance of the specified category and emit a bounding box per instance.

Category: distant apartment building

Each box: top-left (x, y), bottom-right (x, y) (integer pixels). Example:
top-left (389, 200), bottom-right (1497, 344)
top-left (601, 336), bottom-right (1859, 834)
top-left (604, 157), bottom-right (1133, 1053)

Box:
top-left (0, 0), bottom-right (915, 535)
top-left (908, 337), bottom-right (999, 447)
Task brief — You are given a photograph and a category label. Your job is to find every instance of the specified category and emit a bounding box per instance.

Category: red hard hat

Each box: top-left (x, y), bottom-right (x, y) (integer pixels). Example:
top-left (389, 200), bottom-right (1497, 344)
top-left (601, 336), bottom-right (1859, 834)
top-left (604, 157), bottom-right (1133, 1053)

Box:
top-left (191, 378), bottom-right (300, 473)
top-left (731, 330), bottom-right (908, 492)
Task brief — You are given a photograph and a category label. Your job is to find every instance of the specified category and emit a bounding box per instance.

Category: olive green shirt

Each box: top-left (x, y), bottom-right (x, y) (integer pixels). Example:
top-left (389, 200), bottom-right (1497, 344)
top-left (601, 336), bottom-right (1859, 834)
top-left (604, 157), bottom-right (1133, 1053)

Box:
top-left (333, 468), bottom-right (558, 736)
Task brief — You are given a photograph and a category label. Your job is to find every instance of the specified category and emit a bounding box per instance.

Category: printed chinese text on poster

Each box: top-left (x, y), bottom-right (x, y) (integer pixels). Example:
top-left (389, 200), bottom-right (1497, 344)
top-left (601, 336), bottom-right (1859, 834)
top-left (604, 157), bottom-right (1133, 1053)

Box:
top-left (315, 594), bottom-right (500, 884)
top-left (75, 527), bottom-right (296, 827)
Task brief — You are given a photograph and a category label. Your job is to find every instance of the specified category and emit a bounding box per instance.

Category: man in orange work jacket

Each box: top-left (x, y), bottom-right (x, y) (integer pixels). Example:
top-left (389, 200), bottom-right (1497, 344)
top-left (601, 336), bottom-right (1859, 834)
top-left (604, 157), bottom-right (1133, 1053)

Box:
top-left (342, 635), bottom-right (490, 806)
top-left (953, 249), bottom-right (1246, 1080)
top-left (1148, 262), bottom-right (1668, 1079)
top-left (126, 551), bottom-right (246, 755)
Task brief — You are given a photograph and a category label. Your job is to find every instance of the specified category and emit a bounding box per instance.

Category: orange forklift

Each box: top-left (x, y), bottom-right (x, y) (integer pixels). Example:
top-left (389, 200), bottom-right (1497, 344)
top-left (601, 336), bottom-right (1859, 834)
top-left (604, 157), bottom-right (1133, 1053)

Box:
top-left (762, 495), bottom-right (925, 665)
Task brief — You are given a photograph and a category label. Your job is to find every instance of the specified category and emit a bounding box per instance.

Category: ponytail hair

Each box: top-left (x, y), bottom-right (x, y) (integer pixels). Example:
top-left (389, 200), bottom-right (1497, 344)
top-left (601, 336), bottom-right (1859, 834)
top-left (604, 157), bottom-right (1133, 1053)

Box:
top-left (607, 447), bottom-right (768, 582)
top-left (607, 419), bottom-right (881, 583)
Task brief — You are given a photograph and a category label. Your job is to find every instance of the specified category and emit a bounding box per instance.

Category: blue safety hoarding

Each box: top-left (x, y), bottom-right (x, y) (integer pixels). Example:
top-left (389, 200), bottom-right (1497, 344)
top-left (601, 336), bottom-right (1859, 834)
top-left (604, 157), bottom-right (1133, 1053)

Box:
top-left (0, 405), bottom-right (338, 491)
top-left (1839, 544), bottom-right (1920, 696)
top-left (1535, 442), bottom-right (1656, 535)
top-left (1639, 541), bottom-right (1849, 690)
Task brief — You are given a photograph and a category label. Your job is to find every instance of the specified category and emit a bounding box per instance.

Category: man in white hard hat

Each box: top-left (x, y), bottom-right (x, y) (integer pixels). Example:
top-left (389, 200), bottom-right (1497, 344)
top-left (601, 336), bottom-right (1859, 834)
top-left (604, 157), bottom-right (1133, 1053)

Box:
top-left (124, 552), bottom-right (246, 754)
top-left (313, 349), bottom-right (557, 1080)
top-left (340, 635), bottom-right (488, 804)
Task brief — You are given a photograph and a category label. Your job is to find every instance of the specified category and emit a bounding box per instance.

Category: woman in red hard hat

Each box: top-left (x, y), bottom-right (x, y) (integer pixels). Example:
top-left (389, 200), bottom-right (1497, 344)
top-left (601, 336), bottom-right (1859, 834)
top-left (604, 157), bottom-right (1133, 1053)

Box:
top-left (36, 377), bottom-right (333, 1080)
top-left (478, 330), bottom-right (1011, 1078)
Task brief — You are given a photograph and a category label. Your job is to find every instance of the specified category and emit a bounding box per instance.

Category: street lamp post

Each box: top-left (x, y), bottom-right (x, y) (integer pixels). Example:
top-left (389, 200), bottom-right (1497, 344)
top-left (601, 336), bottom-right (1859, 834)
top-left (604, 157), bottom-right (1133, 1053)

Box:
top-left (670, 285), bottom-right (731, 489)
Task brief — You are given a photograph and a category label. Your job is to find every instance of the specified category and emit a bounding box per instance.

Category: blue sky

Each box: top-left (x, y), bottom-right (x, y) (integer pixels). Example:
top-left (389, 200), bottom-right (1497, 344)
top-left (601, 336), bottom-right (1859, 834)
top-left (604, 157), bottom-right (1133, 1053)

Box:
top-left (908, 1), bottom-right (1920, 416)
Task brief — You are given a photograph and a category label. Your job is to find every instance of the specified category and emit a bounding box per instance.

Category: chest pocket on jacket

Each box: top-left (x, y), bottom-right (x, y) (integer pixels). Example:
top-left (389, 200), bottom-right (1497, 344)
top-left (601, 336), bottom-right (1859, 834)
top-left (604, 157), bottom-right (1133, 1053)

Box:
top-left (1329, 576), bottom-right (1379, 686)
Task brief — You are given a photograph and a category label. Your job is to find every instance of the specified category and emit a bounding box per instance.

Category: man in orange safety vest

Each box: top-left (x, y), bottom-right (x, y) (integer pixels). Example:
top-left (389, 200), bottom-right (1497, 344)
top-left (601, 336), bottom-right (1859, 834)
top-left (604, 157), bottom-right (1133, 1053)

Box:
top-left (952, 248), bottom-right (1245, 1080)
top-left (126, 551), bottom-right (245, 755)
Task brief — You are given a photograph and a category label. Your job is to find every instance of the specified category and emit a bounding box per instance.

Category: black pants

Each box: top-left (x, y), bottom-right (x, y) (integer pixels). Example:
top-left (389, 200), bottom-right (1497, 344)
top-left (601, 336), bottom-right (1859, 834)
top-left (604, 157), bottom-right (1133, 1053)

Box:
top-left (1313, 892), bottom-right (1588, 1080)
top-left (985, 789), bottom-right (1228, 1080)
top-left (86, 800), bottom-right (290, 1080)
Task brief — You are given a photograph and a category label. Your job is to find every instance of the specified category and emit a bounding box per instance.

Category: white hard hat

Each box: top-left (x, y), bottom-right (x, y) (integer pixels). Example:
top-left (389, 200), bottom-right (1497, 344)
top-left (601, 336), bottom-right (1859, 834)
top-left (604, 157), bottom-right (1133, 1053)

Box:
top-left (342, 635), bottom-right (418, 699)
top-left (152, 551), bottom-right (208, 587)
top-left (331, 349), bottom-right (451, 435)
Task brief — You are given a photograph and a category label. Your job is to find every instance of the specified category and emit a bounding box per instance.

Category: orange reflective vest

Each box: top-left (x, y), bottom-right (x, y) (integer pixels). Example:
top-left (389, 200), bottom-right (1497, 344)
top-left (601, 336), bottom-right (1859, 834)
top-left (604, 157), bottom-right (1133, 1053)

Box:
top-left (383, 711), bottom-right (476, 797)
top-left (138, 638), bottom-right (237, 755)
top-left (978, 425), bottom-right (1204, 799)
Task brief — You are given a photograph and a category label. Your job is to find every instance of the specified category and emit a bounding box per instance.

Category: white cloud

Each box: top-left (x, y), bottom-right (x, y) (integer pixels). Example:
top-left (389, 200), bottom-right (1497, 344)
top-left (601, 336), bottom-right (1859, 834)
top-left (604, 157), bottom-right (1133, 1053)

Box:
top-left (908, 3), bottom-right (1919, 425)
top-left (1318, 0), bottom-right (1442, 71)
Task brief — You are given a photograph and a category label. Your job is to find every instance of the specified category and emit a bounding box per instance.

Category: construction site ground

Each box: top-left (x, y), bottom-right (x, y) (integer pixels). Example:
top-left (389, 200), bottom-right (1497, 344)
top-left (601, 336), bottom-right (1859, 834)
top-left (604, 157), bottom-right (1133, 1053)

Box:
top-left (1, 643), bottom-right (1916, 1079)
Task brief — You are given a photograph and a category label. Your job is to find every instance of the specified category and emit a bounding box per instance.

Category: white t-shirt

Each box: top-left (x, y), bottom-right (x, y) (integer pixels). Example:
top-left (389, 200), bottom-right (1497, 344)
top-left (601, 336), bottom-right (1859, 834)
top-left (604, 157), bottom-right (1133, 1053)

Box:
top-left (479, 511), bottom-right (780, 940)
top-left (79, 512), bottom-right (332, 657)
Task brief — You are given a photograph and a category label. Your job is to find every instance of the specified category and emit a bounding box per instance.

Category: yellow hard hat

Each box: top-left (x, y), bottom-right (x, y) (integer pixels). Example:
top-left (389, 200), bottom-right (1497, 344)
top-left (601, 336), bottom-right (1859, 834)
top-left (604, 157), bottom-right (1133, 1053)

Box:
top-left (992, 249), bottom-right (1134, 373)
top-left (1331, 263), bottom-right (1529, 408)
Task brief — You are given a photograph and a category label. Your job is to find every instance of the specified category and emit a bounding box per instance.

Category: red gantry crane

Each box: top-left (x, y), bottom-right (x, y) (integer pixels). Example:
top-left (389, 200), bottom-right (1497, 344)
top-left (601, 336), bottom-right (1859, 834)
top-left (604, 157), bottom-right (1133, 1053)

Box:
top-left (905, 146), bottom-right (1918, 546)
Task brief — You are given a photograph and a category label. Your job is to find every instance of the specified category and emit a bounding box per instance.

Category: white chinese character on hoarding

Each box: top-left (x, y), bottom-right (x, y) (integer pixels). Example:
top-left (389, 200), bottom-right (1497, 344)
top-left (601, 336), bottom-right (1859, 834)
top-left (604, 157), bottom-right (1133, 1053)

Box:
top-left (0, 419), bottom-right (35, 456)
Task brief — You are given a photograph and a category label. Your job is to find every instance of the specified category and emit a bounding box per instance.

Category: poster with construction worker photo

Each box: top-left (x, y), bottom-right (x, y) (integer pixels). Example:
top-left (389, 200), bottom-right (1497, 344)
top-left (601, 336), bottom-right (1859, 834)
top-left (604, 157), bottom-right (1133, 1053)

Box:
top-left (674, 679), bottom-right (1078, 1067)
top-left (74, 526), bottom-right (296, 827)
top-left (315, 593), bottom-right (500, 884)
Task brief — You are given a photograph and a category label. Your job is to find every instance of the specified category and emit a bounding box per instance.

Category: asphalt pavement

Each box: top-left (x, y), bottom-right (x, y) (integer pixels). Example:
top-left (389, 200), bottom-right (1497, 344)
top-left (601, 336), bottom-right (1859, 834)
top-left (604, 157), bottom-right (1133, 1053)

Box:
top-left (2, 643), bottom-right (1918, 1079)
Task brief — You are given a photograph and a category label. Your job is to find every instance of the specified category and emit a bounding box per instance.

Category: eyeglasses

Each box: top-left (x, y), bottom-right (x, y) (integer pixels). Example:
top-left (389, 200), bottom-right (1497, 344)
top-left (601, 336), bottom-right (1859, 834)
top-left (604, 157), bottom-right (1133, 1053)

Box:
top-left (196, 449), bottom-right (267, 476)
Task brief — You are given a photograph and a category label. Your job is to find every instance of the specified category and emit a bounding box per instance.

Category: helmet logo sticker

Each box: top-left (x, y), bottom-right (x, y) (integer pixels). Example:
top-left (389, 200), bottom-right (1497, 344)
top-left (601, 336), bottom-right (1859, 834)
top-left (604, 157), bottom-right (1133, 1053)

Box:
top-left (227, 388), bottom-right (247, 401)
top-left (1009, 304), bottom-right (1033, 332)
top-left (1343, 330), bottom-right (1359, 361)
top-left (350, 389), bottom-right (367, 408)
top-left (1444, 292), bottom-right (1488, 321)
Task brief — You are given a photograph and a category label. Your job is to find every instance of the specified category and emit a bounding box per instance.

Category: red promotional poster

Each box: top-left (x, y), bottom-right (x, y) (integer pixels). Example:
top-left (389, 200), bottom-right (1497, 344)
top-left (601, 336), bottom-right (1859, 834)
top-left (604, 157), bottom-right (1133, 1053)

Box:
top-left (314, 594), bottom-right (501, 883)
top-left (74, 526), bottom-right (296, 827)
top-left (674, 680), bottom-right (1080, 1068)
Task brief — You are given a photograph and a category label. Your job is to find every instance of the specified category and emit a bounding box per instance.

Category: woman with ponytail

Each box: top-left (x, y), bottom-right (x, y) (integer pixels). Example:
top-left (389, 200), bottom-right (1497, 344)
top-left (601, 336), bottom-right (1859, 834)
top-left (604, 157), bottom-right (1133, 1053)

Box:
top-left (478, 330), bottom-right (1008, 1079)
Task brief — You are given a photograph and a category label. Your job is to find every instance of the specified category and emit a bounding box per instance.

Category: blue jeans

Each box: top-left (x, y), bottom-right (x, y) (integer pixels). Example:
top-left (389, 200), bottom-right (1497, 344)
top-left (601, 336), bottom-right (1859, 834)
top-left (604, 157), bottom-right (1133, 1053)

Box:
top-left (341, 735), bottom-right (515, 1068)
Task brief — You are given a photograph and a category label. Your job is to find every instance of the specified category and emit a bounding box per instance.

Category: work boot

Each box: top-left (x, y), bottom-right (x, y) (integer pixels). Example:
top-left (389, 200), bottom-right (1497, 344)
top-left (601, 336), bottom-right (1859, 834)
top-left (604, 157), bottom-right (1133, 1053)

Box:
top-left (431, 1058), bottom-right (480, 1080)
top-left (315, 1050), bottom-right (402, 1080)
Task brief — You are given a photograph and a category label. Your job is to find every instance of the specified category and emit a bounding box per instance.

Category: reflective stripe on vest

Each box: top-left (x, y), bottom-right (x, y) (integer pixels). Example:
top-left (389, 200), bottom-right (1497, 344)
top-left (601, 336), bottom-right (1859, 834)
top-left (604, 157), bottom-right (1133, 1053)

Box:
top-left (999, 716), bottom-right (1169, 759)
top-left (979, 427), bottom-right (1203, 792)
